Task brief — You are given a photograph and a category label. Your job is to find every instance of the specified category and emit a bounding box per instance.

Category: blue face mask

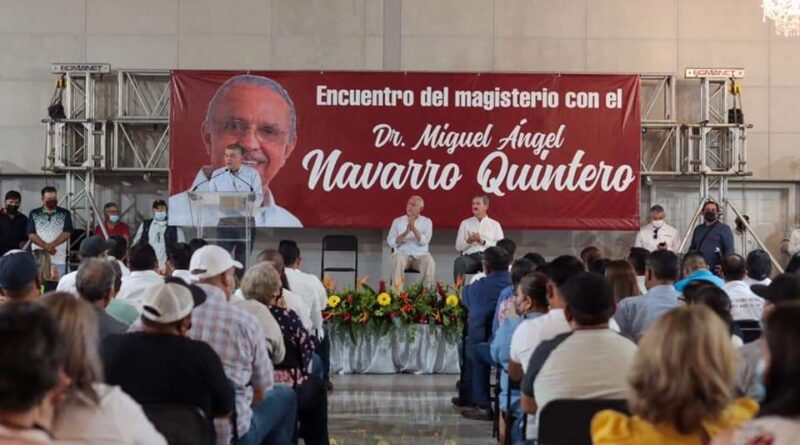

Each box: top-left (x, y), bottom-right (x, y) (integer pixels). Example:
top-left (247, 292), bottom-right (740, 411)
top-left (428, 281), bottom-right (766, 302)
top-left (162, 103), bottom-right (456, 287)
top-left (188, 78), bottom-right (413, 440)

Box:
top-left (154, 211), bottom-right (167, 222)
top-left (108, 214), bottom-right (120, 224)
top-left (754, 358), bottom-right (767, 402)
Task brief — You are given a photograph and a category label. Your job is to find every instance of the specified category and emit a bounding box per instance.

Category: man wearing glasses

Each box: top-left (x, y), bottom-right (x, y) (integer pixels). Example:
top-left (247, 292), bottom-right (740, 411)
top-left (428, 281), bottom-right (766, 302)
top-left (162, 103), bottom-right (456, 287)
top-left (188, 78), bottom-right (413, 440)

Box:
top-left (169, 74), bottom-right (302, 228)
top-left (634, 205), bottom-right (678, 252)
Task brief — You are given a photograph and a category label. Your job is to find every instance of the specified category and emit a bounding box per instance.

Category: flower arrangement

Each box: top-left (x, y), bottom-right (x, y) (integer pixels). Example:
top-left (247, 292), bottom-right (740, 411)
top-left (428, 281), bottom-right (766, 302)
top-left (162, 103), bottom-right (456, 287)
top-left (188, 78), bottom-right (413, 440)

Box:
top-left (323, 277), bottom-right (466, 344)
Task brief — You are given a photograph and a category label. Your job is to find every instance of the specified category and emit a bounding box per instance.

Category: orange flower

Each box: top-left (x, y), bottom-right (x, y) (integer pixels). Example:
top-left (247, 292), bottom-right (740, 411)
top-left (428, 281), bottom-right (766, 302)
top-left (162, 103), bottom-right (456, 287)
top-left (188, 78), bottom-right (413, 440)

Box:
top-left (322, 275), bottom-right (337, 291)
top-left (357, 311), bottom-right (370, 324)
top-left (357, 276), bottom-right (370, 289)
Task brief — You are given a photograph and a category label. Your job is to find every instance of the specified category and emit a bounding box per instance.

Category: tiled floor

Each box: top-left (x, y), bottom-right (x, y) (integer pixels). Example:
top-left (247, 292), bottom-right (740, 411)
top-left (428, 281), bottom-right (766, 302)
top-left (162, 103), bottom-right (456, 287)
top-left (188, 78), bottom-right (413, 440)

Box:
top-left (328, 374), bottom-right (495, 445)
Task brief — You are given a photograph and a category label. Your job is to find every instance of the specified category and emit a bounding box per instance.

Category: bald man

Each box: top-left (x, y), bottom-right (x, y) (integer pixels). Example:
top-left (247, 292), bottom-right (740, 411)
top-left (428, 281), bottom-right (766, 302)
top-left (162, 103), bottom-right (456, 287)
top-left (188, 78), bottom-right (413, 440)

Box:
top-left (387, 196), bottom-right (435, 285)
top-left (169, 74), bottom-right (301, 228)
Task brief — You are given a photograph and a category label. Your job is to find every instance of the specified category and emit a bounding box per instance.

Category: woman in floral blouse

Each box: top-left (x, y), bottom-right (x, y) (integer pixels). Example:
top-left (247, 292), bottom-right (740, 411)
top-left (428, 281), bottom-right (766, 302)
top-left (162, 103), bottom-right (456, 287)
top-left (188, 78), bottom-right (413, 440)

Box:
top-left (241, 263), bottom-right (329, 445)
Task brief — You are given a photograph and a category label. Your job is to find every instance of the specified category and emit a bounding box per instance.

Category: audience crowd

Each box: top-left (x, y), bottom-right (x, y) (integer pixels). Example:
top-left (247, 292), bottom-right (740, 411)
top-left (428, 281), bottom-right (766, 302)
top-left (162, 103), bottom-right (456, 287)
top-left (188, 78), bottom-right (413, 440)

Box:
top-left (1, 191), bottom-right (800, 445)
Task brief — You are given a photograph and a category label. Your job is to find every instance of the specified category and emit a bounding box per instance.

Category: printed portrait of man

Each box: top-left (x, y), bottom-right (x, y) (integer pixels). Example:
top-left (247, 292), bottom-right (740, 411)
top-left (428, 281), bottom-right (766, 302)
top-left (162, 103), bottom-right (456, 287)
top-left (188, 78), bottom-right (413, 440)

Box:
top-left (169, 74), bottom-right (302, 227)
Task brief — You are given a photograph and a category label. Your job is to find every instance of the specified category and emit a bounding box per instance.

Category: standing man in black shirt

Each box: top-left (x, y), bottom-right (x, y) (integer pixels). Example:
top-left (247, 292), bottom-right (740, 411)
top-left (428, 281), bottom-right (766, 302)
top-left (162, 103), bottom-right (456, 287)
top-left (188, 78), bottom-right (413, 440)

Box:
top-left (0, 191), bottom-right (29, 255)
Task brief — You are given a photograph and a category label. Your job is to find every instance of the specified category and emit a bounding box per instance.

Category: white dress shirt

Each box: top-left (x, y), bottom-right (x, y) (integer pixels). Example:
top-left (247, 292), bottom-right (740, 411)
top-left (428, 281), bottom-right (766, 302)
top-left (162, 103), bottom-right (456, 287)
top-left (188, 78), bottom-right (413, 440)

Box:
top-left (285, 268), bottom-right (326, 338)
top-left (387, 214), bottom-right (433, 257)
top-left (116, 270), bottom-right (164, 311)
top-left (634, 222), bottom-right (679, 252)
top-left (208, 165), bottom-right (264, 210)
top-left (724, 280), bottom-right (766, 321)
top-left (56, 270), bottom-right (78, 295)
top-left (171, 269), bottom-right (195, 284)
top-left (455, 215), bottom-right (504, 255)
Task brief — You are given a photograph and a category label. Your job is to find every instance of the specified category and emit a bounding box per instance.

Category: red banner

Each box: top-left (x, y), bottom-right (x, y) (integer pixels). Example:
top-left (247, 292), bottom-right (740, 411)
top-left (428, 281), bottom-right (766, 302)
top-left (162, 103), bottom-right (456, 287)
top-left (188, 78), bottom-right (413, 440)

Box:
top-left (169, 71), bottom-right (640, 230)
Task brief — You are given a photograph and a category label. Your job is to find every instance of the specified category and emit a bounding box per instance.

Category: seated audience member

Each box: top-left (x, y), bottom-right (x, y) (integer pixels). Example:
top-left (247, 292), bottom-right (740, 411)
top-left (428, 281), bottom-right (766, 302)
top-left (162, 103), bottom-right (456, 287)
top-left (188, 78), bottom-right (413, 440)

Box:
top-left (107, 234), bottom-right (130, 277)
top-left (166, 242), bottom-right (194, 284)
top-left (32, 249), bottom-right (59, 292)
top-left (735, 274), bottom-right (800, 399)
top-left (683, 283), bottom-right (743, 347)
top-left (715, 304), bottom-right (800, 445)
top-left (0, 250), bottom-right (41, 303)
top-left (188, 237), bottom-right (208, 253)
top-left (189, 245), bottom-right (297, 445)
top-left (614, 250), bottom-right (681, 340)
top-left (105, 259), bottom-right (139, 326)
top-left (605, 259), bottom-right (641, 302)
top-left (241, 263), bottom-right (328, 445)
top-left (470, 238), bottom-right (516, 284)
top-left (744, 249), bottom-right (772, 287)
top-left (75, 258), bottom-right (127, 339)
top-left (102, 280), bottom-right (234, 443)
top-left (580, 246), bottom-right (602, 271)
top-left (509, 256), bottom-right (585, 382)
top-left (491, 272), bottom-right (549, 444)
top-left (721, 254), bottom-right (765, 321)
top-left (116, 243), bottom-right (163, 311)
top-left (279, 241), bottom-right (331, 389)
top-left (245, 249), bottom-right (315, 335)
top-left (493, 258), bottom-right (536, 334)
top-left (39, 293), bottom-right (166, 444)
top-left (522, 272), bottom-right (638, 440)
top-left (592, 306), bottom-right (757, 444)
top-left (236, 264), bottom-right (286, 364)
top-left (57, 235), bottom-right (109, 294)
top-left (589, 257), bottom-right (610, 275)
top-left (522, 252), bottom-right (546, 268)
top-left (627, 247), bottom-right (650, 295)
top-left (784, 253), bottom-right (800, 275)
top-left (458, 247), bottom-right (512, 419)
top-left (0, 302), bottom-right (68, 444)
top-left (674, 252), bottom-right (725, 292)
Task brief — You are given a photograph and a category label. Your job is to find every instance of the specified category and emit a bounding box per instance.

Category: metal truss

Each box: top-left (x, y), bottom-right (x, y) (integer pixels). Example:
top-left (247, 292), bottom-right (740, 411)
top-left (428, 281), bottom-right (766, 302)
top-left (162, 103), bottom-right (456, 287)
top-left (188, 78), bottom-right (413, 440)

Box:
top-left (640, 74), bottom-right (680, 176)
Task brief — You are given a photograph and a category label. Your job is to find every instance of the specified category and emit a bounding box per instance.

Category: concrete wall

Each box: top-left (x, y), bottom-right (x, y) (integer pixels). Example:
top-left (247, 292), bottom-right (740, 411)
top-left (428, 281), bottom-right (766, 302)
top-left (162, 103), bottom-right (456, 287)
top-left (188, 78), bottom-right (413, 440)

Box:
top-left (0, 0), bottom-right (798, 285)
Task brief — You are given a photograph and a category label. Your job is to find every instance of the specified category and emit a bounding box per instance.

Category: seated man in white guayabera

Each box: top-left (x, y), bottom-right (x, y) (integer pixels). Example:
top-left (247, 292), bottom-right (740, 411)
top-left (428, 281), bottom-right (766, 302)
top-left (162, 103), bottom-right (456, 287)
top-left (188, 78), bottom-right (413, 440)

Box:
top-left (169, 74), bottom-right (301, 228)
top-left (453, 195), bottom-right (504, 283)
top-left (387, 195), bottom-right (435, 285)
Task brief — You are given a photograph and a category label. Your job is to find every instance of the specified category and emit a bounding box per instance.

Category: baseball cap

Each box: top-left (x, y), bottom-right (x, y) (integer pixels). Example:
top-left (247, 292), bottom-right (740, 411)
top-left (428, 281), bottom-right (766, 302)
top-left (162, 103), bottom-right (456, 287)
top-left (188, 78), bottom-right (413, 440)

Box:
top-left (141, 281), bottom-right (206, 323)
top-left (0, 252), bottom-right (39, 290)
top-left (79, 235), bottom-right (110, 258)
top-left (755, 273), bottom-right (800, 305)
top-left (189, 245), bottom-right (242, 280)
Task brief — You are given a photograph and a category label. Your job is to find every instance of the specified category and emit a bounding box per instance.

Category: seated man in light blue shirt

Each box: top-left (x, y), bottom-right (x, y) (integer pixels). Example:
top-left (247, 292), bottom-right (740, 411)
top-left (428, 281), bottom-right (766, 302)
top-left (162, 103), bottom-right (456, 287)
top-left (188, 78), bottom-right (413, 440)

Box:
top-left (387, 195), bottom-right (435, 285)
top-left (614, 250), bottom-right (681, 340)
top-left (674, 251), bottom-right (725, 292)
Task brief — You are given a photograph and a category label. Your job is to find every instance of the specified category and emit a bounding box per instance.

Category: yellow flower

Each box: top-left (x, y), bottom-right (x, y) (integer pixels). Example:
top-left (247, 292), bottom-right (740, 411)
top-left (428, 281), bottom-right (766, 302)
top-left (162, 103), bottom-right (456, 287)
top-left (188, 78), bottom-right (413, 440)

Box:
top-left (327, 295), bottom-right (341, 308)
top-left (446, 294), bottom-right (459, 307)
top-left (377, 292), bottom-right (392, 307)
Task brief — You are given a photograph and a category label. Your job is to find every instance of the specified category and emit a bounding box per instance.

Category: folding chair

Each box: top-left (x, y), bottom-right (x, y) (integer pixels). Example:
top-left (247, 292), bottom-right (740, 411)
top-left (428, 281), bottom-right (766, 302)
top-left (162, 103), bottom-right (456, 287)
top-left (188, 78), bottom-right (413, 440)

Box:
top-left (537, 399), bottom-right (629, 445)
top-left (321, 235), bottom-right (358, 287)
top-left (734, 319), bottom-right (762, 344)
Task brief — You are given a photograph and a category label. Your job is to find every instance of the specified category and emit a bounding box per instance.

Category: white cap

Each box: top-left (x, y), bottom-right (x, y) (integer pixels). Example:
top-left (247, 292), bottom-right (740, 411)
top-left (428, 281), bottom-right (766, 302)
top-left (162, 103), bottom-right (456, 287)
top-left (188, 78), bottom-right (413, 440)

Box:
top-left (141, 282), bottom-right (195, 323)
top-left (190, 245), bottom-right (243, 280)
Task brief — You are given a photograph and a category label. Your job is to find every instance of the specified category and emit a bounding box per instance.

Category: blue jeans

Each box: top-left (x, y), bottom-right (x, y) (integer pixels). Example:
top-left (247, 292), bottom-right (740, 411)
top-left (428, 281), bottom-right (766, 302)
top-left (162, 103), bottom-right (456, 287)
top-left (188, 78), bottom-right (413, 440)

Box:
top-left (238, 385), bottom-right (297, 445)
top-left (311, 353), bottom-right (323, 381)
top-left (471, 341), bottom-right (494, 408)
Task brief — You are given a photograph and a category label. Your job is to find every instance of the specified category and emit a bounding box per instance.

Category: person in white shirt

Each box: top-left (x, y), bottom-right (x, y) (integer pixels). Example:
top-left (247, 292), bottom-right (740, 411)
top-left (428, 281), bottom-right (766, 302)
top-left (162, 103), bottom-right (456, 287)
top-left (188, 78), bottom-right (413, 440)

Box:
top-left (116, 243), bottom-right (165, 312)
top-left (132, 200), bottom-right (186, 272)
top-left (168, 74), bottom-right (302, 228)
top-left (387, 195), bottom-right (435, 285)
top-left (733, 215), bottom-right (758, 256)
top-left (633, 205), bottom-right (679, 252)
top-left (166, 242), bottom-right (195, 284)
top-left (722, 254), bottom-right (765, 321)
top-left (454, 195), bottom-right (504, 283)
top-left (57, 235), bottom-right (109, 295)
top-left (744, 249), bottom-right (772, 287)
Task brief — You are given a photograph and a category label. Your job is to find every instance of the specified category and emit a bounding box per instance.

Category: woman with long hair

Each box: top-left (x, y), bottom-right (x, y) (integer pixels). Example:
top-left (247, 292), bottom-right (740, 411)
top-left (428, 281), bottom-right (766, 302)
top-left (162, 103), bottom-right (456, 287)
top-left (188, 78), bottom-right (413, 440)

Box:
top-left (592, 306), bottom-right (756, 444)
top-left (39, 292), bottom-right (165, 445)
top-left (605, 260), bottom-right (641, 302)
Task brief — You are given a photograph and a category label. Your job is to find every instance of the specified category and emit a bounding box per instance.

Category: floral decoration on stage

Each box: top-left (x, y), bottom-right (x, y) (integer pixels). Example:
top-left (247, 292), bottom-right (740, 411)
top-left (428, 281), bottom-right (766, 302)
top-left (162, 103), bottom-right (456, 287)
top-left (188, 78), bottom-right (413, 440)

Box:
top-left (322, 276), bottom-right (466, 343)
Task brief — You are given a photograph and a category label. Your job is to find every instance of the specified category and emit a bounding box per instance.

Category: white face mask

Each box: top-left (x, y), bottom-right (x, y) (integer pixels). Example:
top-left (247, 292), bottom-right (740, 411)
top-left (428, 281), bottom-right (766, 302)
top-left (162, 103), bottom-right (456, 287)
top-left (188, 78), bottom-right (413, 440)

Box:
top-left (652, 219), bottom-right (665, 229)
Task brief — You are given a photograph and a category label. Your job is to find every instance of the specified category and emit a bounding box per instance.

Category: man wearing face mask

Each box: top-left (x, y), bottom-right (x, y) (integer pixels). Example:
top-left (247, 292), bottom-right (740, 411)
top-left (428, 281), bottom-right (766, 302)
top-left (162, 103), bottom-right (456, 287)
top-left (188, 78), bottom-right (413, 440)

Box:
top-left (132, 200), bottom-right (186, 271)
top-left (0, 190), bottom-right (29, 256)
top-left (169, 74), bottom-right (301, 228)
top-left (688, 200), bottom-right (734, 273)
top-left (94, 202), bottom-right (130, 243)
top-left (27, 186), bottom-right (73, 276)
top-left (633, 205), bottom-right (678, 252)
